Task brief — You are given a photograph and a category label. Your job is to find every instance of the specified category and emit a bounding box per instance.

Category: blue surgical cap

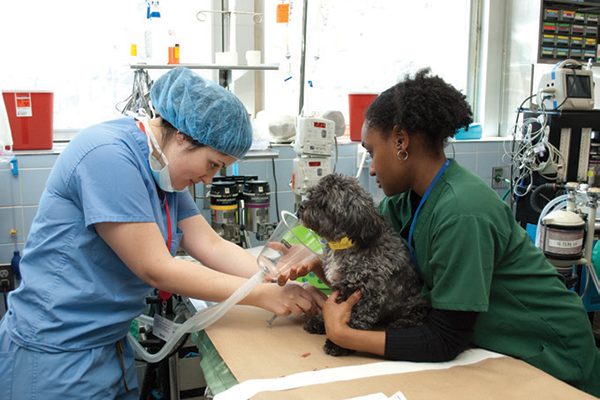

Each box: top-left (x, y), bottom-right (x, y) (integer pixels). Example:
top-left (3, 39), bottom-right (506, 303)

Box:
top-left (150, 67), bottom-right (252, 159)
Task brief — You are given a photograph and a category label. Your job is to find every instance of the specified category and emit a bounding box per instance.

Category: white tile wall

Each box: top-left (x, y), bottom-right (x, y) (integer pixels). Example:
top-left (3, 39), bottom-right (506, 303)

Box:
top-left (0, 141), bottom-right (509, 263)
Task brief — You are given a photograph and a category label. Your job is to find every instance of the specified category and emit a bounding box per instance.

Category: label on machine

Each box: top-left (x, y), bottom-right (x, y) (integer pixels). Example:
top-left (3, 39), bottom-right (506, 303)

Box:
top-left (152, 314), bottom-right (177, 342)
top-left (548, 238), bottom-right (584, 249)
top-left (541, 226), bottom-right (584, 257)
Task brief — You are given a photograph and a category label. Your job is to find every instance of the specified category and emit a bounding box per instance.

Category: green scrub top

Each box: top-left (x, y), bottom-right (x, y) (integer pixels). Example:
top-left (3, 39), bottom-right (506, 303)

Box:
top-left (379, 159), bottom-right (600, 396)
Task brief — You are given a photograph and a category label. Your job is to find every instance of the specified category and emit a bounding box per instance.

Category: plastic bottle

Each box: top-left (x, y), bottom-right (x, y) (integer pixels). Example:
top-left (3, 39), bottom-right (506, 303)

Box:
top-left (143, 2), bottom-right (153, 62)
top-left (174, 44), bottom-right (180, 64)
top-left (167, 30), bottom-right (180, 64)
top-left (130, 44), bottom-right (139, 65)
top-left (144, 1), bottom-right (166, 64)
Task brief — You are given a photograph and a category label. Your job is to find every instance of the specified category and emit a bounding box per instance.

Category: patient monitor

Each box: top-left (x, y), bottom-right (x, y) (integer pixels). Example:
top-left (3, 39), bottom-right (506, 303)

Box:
top-left (538, 59), bottom-right (595, 111)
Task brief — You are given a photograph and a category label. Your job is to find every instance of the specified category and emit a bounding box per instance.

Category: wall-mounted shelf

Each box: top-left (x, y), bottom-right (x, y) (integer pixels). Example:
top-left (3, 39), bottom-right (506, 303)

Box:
top-left (130, 63), bottom-right (279, 89)
top-left (130, 63), bottom-right (279, 71)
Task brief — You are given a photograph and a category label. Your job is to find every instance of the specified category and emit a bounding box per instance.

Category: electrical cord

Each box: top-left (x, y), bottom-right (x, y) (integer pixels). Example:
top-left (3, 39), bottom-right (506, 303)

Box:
top-left (579, 266), bottom-right (591, 300)
top-left (529, 183), bottom-right (565, 213)
top-left (448, 142), bottom-right (456, 160)
top-left (552, 95), bottom-right (570, 111)
top-left (271, 157), bottom-right (280, 223)
top-left (115, 69), bottom-right (154, 116)
top-left (501, 187), bottom-right (511, 201)
top-left (505, 91), bottom-right (565, 203)
top-left (508, 93), bottom-right (537, 211)
top-left (333, 136), bottom-right (339, 173)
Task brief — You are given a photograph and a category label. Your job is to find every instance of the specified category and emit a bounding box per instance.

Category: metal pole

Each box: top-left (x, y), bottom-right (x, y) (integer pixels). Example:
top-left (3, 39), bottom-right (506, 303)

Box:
top-left (529, 63), bottom-right (535, 110)
top-left (298, 0), bottom-right (308, 115)
top-left (168, 354), bottom-right (179, 400)
top-left (222, 0), bottom-right (228, 52)
top-left (220, 0), bottom-right (232, 89)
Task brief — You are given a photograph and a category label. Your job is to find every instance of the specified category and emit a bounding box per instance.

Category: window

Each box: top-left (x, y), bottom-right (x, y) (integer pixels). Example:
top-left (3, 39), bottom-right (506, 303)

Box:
top-left (1, 1), bottom-right (474, 140)
top-left (0, 0), bottom-right (214, 139)
top-left (263, 0), bottom-right (473, 123)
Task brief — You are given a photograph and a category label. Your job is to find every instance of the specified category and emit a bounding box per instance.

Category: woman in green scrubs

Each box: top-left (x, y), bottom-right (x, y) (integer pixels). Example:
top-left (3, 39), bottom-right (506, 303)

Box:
top-left (319, 69), bottom-right (600, 396)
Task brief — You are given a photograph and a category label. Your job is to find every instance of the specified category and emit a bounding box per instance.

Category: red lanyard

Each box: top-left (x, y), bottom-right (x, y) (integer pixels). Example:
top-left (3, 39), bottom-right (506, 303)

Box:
top-left (159, 191), bottom-right (172, 302)
top-left (163, 191), bottom-right (172, 253)
top-left (137, 121), bottom-right (173, 302)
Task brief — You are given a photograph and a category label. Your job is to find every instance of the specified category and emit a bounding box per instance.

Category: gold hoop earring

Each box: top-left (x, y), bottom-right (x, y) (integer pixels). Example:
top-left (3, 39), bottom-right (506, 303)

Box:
top-left (396, 149), bottom-right (409, 161)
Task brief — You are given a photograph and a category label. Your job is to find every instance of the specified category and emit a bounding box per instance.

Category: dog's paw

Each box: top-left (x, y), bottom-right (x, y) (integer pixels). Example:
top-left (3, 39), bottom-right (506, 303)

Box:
top-left (323, 339), bottom-right (354, 356)
top-left (303, 315), bottom-right (325, 334)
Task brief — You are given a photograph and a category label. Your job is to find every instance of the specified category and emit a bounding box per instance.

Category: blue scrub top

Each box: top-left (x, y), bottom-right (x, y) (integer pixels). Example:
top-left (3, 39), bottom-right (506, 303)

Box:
top-left (4, 118), bottom-right (199, 352)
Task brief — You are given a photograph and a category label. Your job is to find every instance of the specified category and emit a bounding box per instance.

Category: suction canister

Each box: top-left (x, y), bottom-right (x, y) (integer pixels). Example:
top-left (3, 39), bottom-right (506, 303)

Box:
top-left (540, 210), bottom-right (585, 261)
top-left (243, 180), bottom-right (270, 234)
top-left (209, 181), bottom-right (239, 242)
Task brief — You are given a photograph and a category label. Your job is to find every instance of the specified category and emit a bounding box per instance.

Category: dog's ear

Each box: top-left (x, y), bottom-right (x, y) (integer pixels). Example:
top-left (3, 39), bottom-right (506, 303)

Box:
top-left (346, 204), bottom-right (386, 247)
top-left (299, 179), bottom-right (335, 236)
top-left (342, 179), bottom-right (387, 247)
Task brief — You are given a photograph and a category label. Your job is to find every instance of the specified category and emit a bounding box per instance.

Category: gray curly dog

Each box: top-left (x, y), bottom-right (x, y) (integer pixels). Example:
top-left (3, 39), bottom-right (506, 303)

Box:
top-left (298, 173), bottom-right (430, 356)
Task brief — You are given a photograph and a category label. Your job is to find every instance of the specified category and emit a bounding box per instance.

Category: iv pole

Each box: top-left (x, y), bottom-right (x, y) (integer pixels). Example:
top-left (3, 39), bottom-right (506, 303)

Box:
top-left (298, 0), bottom-right (308, 115)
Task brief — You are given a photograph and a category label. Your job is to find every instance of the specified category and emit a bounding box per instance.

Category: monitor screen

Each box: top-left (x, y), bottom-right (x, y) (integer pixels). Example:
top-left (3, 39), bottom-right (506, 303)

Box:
top-left (566, 74), bottom-right (592, 98)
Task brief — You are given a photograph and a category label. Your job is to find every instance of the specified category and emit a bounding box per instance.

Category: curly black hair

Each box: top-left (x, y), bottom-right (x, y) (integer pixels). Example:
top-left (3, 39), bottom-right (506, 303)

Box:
top-left (365, 68), bottom-right (473, 149)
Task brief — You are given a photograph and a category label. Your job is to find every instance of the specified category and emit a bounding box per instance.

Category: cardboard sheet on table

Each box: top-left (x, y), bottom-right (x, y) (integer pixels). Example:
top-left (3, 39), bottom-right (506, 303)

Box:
top-left (204, 305), bottom-right (596, 400)
top-left (205, 305), bottom-right (377, 379)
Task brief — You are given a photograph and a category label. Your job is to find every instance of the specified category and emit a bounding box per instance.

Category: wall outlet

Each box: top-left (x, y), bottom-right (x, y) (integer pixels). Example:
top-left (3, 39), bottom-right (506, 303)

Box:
top-left (0, 264), bottom-right (15, 292)
top-left (491, 166), bottom-right (511, 189)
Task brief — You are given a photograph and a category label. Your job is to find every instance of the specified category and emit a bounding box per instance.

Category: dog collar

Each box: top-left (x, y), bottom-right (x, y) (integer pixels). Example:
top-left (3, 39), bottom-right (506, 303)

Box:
top-left (328, 237), bottom-right (354, 251)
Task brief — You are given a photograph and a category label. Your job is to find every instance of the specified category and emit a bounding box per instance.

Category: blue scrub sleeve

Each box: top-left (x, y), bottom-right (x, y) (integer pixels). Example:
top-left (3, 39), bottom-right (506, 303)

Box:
top-left (428, 214), bottom-right (495, 311)
top-left (176, 190), bottom-right (200, 222)
top-left (68, 144), bottom-right (155, 227)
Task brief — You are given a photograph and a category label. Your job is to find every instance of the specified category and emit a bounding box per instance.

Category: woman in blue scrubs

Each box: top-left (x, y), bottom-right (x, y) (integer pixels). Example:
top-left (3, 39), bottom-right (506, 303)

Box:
top-left (0, 67), bottom-right (323, 399)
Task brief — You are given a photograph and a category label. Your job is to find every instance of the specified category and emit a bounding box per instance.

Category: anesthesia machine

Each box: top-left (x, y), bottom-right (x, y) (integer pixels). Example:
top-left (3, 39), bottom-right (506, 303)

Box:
top-left (209, 176), bottom-right (276, 247)
top-left (508, 59), bottom-right (600, 311)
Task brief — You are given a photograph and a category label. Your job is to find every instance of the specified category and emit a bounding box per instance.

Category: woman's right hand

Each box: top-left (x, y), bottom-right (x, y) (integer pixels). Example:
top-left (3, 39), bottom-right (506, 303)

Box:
top-left (253, 282), bottom-right (323, 317)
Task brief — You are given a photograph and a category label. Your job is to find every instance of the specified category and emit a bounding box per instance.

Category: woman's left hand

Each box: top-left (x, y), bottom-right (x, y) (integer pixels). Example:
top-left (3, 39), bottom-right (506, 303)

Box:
top-left (322, 290), bottom-right (362, 343)
top-left (302, 283), bottom-right (327, 311)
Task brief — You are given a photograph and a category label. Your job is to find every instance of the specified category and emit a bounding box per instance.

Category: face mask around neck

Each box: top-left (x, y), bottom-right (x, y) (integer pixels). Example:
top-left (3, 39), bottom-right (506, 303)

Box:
top-left (138, 117), bottom-right (186, 193)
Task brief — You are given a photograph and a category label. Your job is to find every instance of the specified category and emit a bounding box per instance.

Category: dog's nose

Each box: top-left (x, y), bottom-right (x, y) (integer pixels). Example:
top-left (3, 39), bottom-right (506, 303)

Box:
top-left (296, 203), bottom-right (305, 218)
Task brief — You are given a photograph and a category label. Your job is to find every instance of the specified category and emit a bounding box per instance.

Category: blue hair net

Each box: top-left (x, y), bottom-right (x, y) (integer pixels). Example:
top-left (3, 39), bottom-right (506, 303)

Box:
top-left (150, 67), bottom-right (252, 159)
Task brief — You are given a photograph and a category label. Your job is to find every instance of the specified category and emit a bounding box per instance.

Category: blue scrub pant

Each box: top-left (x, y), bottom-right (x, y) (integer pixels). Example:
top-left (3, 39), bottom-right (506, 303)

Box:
top-left (0, 321), bottom-right (138, 400)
